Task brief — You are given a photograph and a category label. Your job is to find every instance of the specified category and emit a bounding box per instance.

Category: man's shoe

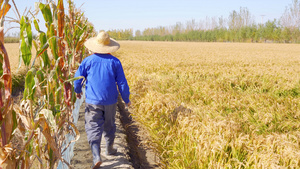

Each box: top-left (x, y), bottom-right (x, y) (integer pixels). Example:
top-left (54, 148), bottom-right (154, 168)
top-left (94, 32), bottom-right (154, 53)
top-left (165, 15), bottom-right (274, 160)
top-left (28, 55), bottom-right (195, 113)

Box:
top-left (106, 145), bottom-right (117, 155)
top-left (92, 161), bottom-right (102, 169)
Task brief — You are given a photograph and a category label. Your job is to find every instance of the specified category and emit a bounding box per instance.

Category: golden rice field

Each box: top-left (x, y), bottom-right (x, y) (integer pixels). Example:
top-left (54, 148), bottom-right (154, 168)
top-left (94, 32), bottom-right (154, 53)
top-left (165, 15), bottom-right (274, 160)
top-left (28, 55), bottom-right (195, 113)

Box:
top-left (6, 43), bottom-right (36, 73)
top-left (116, 41), bottom-right (300, 168)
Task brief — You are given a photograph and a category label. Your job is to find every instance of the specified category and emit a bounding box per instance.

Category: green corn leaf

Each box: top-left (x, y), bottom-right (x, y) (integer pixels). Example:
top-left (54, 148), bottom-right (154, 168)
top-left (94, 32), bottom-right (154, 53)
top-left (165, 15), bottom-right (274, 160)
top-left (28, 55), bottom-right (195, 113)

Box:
top-left (36, 70), bottom-right (45, 87)
top-left (49, 24), bottom-right (58, 60)
top-left (23, 69), bottom-right (36, 100)
top-left (32, 39), bottom-right (38, 51)
top-left (64, 24), bottom-right (71, 48)
top-left (64, 76), bottom-right (85, 83)
top-left (19, 16), bottom-right (32, 68)
top-left (75, 13), bottom-right (84, 26)
top-left (26, 19), bottom-right (33, 45)
top-left (39, 32), bottom-right (50, 68)
top-left (74, 25), bottom-right (87, 49)
top-left (39, 31), bottom-right (47, 45)
top-left (19, 16), bottom-right (26, 68)
top-left (55, 85), bottom-right (61, 106)
top-left (11, 109), bottom-right (18, 138)
top-left (51, 2), bottom-right (58, 26)
top-left (49, 88), bottom-right (56, 114)
top-left (19, 37), bottom-right (30, 67)
top-left (75, 34), bottom-right (89, 53)
top-left (19, 39), bottom-right (31, 67)
top-left (33, 19), bottom-right (40, 32)
top-left (32, 42), bottom-right (50, 68)
top-left (49, 148), bottom-right (54, 167)
top-left (71, 25), bottom-right (78, 46)
top-left (39, 3), bottom-right (53, 26)
top-left (55, 61), bottom-right (62, 81)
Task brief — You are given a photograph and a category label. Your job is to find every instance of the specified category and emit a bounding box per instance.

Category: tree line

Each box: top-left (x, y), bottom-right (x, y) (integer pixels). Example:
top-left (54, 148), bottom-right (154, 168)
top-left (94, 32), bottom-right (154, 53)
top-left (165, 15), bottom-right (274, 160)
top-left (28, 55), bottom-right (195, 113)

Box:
top-left (108, 0), bottom-right (300, 43)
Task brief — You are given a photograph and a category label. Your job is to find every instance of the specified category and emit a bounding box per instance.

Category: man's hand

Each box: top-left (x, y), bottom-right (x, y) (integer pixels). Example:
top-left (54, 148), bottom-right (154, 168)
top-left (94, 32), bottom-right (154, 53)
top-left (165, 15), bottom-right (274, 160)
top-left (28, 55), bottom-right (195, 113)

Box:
top-left (126, 101), bottom-right (131, 107)
top-left (76, 92), bottom-right (82, 99)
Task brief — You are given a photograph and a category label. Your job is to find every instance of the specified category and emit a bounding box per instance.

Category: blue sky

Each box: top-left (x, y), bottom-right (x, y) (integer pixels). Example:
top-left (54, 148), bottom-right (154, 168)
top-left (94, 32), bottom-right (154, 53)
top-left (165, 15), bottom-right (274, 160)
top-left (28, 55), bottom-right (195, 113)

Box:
top-left (6, 0), bottom-right (291, 34)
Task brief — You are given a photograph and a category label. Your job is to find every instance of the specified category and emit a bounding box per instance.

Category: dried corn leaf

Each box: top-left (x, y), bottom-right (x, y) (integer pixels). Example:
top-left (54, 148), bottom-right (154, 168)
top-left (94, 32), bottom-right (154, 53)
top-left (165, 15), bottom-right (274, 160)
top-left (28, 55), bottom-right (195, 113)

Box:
top-left (39, 109), bottom-right (57, 131)
top-left (0, 3), bottom-right (11, 18)
top-left (13, 104), bottom-right (32, 130)
top-left (0, 144), bottom-right (16, 169)
top-left (0, 0), bottom-right (3, 9)
top-left (0, 40), bottom-right (11, 101)
top-left (3, 103), bottom-right (14, 144)
top-left (0, 32), bottom-right (12, 147)
top-left (36, 117), bottom-right (61, 159)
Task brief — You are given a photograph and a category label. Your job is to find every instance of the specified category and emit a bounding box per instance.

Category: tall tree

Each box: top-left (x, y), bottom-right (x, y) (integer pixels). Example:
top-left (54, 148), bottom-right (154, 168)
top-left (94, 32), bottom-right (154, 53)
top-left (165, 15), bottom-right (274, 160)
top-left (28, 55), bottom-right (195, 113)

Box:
top-left (281, 0), bottom-right (300, 29)
top-left (135, 30), bottom-right (141, 37)
top-left (186, 19), bottom-right (197, 32)
top-left (228, 7), bottom-right (254, 30)
top-left (264, 20), bottom-right (278, 41)
top-left (281, 0), bottom-right (300, 42)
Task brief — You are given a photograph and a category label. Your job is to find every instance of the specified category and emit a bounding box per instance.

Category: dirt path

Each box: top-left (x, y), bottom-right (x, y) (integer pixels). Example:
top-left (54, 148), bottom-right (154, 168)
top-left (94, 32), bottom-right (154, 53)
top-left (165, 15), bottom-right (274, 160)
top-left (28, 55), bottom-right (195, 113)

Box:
top-left (71, 102), bottom-right (133, 169)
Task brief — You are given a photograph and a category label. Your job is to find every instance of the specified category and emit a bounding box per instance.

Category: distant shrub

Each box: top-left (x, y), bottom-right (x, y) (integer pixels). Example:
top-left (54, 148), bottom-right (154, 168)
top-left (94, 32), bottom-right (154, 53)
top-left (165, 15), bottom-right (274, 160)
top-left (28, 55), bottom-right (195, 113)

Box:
top-left (11, 70), bottom-right (26, 96)
top-left (4, 37), bottom-right (20, 43)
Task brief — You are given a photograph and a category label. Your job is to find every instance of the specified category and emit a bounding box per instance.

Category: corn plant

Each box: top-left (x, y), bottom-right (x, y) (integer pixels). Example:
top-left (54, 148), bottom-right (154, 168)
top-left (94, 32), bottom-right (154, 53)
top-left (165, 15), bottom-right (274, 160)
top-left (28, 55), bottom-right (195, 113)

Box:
top-left (2, 0), bottom-right (94, 168)
top-left (18, 0), bottom-right (93, 168)
top-left (0, 1), bottom-right (19, 168)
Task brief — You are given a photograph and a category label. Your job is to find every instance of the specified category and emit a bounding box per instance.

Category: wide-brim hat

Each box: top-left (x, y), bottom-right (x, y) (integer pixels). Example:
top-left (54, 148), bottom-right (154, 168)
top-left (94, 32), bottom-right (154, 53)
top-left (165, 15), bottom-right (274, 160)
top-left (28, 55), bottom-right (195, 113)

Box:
top-left (84, 31), bottom-right (120, 53)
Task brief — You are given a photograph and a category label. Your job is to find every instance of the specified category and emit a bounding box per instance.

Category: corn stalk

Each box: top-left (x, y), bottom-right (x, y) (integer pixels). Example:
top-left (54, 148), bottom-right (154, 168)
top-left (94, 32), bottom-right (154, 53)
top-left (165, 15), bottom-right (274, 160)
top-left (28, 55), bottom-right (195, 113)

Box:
top-left (0, 1), bottom-right (19, 168)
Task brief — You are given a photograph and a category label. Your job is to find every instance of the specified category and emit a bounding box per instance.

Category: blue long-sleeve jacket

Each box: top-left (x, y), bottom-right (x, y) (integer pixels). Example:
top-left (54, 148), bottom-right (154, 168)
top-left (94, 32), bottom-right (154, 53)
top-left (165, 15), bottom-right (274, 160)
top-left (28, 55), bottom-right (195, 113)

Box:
top-left (74, 53), bottom-right (130, 105)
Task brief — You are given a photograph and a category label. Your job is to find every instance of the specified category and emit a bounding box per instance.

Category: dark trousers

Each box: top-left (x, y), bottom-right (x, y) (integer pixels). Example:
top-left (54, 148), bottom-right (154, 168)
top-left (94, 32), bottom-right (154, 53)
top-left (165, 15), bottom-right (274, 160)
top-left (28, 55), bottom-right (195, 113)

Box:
top-left (85, 103), bottom-right (117, 164)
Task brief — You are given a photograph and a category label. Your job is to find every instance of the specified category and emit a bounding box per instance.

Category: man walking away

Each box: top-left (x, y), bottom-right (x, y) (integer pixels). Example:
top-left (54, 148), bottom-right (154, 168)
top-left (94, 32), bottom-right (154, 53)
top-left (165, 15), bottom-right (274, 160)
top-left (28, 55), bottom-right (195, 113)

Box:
top-left (74, 31), bottom-right (131, 169)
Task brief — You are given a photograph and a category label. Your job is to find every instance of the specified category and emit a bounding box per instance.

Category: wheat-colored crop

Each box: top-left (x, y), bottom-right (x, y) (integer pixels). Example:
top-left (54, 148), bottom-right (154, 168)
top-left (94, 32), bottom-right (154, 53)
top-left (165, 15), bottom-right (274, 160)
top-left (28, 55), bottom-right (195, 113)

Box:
top-left (6, 43), bottom-right (37, 73)
top-left (116, 41), bottom-right (300, 168)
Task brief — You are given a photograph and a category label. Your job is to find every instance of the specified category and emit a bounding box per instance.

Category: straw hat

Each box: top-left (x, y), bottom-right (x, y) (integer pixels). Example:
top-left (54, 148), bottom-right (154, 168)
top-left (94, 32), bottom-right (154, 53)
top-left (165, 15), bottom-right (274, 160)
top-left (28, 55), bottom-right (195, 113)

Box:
top-left (84, 31), bottom-right (120, 53)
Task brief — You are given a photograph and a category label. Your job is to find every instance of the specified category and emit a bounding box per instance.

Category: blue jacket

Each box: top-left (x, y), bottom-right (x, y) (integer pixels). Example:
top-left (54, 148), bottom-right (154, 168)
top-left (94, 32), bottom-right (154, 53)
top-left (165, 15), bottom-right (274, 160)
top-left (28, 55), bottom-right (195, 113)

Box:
top-left (74, 53), bottom-right (130, 105)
